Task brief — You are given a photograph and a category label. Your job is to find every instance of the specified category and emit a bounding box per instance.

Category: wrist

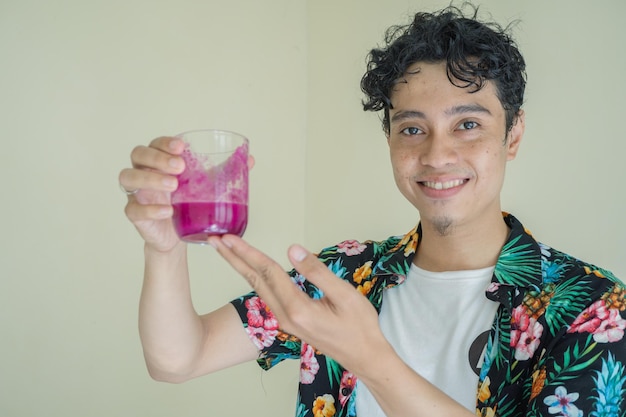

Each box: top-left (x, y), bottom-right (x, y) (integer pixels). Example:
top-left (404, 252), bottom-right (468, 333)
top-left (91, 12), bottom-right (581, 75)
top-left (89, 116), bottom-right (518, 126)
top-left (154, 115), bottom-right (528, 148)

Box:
top-left (144, 240), bottom-right (187, 258)
top-left (351, 339), bottom-right (402, 385)
top-left (144, 240), bottom-right (188, 275)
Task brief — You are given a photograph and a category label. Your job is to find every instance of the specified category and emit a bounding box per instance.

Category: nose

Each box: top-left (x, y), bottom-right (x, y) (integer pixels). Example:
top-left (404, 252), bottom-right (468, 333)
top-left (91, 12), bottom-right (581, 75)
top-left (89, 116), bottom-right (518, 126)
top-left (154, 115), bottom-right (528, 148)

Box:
top-left (418, 133), bottom-right (458, 168)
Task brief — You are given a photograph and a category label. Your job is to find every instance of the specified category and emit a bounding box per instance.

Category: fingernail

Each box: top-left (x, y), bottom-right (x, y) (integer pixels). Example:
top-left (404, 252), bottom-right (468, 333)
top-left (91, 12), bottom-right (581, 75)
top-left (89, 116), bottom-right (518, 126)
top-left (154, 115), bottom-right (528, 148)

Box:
top-left (207, 238), bottom-right (218, 249)
top-left (169, 138), bottom-right (182, 151)
top-left (290, 245), bottom-right (307, 262)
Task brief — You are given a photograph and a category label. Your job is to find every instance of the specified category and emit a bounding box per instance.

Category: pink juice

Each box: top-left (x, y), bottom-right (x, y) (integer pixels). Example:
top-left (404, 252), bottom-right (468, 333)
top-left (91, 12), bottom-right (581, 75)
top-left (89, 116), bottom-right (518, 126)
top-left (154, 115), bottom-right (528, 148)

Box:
top-left (172, 201), bottom-right (248, 243)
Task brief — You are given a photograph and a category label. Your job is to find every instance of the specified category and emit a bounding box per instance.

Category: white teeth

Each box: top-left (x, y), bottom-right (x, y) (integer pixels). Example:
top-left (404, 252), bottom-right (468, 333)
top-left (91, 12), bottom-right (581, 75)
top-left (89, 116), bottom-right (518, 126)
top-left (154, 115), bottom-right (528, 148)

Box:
top-left (423, 179), bottom-right (465, 190)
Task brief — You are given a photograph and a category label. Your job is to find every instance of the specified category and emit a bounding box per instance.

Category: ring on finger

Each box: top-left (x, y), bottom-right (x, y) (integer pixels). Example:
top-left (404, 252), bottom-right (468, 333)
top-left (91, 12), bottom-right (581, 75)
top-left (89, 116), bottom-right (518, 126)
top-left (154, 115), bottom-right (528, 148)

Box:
top-left (120, 183), bottom-right (139, 195)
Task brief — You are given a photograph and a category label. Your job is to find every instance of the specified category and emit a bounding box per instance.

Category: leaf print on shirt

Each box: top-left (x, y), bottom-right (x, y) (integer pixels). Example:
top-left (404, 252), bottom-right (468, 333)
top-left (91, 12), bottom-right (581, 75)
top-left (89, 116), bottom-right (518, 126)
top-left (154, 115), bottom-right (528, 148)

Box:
top-left (542, 274), bottom-right (595, 336)
top-left (327, 259), bottom-right (348, 279)
top-left (325, 357), bottom-right (344, 391)
top-left (546, 336), bottom-right (602, 388)
top-left (495, 234), bottom-right (541, 287)
top-left (590, 352), bottom-right (626, 417)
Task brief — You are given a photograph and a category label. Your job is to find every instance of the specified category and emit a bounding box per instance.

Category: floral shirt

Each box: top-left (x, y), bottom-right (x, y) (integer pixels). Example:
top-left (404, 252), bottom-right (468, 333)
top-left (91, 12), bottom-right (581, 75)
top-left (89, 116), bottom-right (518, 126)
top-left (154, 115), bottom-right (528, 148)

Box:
top-left (230, 213), bottom-right (626, 417)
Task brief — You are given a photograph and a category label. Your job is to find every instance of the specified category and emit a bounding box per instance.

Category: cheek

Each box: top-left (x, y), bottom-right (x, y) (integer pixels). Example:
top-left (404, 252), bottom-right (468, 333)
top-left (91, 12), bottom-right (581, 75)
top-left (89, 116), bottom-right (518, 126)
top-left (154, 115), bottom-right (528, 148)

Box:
top-left (480, 145), bottom-right (506, 166)
top-left (390, 151), bottom-right (415, 177)
top-left (478, 149), bottom-right (508, 181)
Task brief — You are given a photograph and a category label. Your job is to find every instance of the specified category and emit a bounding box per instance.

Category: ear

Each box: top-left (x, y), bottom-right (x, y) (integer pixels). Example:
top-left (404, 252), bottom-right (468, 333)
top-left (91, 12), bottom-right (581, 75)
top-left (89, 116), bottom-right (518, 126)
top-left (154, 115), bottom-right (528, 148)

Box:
top-left (506, 110), bottom-right (525, 161)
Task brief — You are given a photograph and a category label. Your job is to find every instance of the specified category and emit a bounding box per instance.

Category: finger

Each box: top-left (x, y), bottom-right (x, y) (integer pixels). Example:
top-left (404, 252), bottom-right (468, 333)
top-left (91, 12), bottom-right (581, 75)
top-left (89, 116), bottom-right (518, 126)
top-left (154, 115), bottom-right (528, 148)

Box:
top-left (130, 141), bottom-right (185, 175)
top-left (247, 155), bottom-right (255, 171)
top-left (119, 168), bottom-right (178, 195)
top-left (211, 235), bottom-right (303, 309)
top-left (148, 136), bottom-right (186, 154)
top-left (124, 199), bottom-right (173, 222)
top-left (287, 244), bottom-right (356, 301)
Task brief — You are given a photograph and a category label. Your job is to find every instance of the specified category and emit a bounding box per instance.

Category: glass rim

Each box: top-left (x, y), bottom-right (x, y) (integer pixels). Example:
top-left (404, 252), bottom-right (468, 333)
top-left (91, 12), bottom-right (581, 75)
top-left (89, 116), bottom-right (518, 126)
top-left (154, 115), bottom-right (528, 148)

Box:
top-left (175, 128), bottom-right (249, 143)
top-left (175, 129), bottom-right (249, 155)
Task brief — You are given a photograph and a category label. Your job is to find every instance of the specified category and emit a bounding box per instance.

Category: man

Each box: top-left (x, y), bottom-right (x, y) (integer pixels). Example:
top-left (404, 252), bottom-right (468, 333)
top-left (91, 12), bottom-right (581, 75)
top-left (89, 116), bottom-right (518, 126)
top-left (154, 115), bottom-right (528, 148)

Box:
top-left (120, 5), bottom-right (626, 417)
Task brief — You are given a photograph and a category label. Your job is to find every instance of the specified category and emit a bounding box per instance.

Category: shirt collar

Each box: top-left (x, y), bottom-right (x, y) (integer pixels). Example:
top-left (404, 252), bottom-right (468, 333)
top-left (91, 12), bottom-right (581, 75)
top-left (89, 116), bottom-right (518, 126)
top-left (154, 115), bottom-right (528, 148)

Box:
top-left (372, 213), bottom-right (543, 300)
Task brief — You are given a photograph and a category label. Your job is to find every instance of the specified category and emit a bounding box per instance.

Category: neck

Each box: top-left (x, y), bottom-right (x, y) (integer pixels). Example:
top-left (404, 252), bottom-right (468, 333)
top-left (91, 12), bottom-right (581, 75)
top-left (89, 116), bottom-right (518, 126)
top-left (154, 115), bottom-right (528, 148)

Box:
top-left (414, 213), bottom-right (509, 272)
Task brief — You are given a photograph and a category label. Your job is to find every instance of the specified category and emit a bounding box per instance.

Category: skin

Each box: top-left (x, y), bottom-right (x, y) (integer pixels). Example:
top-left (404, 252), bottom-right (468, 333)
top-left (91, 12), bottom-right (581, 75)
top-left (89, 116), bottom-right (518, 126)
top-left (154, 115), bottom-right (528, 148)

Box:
top-left (387, 62), bottom-right (524, 271)
top-left (120, 138), bottom-right (258, 381)
top-left (120, 60), bottom-right (524, 416)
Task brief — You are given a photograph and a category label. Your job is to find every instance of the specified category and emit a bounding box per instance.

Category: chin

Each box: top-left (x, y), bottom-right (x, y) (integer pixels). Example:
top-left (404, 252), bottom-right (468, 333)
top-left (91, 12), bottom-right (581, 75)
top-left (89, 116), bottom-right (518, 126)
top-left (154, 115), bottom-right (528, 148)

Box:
top-left (431, 215), bottom-right (455, 236)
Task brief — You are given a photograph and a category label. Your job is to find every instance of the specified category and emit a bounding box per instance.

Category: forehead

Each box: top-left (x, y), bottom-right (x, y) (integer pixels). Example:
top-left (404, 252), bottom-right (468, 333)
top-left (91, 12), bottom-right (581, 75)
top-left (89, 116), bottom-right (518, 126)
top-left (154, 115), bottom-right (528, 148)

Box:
top-left (389, 61), bottom-right (501, 111)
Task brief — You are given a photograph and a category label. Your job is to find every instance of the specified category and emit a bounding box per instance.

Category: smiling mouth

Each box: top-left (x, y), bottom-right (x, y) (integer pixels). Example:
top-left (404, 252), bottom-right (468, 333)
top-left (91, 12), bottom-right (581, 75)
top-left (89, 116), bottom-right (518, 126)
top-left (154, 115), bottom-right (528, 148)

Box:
top-left (421, 179), bottom-right (467, 190)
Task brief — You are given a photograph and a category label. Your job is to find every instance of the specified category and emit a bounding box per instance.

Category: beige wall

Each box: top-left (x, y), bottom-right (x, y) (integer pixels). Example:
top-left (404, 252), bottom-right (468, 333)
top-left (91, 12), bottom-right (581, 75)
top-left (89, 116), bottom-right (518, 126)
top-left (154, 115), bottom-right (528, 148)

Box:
top-left (1, 0), bottom-right (624, 416)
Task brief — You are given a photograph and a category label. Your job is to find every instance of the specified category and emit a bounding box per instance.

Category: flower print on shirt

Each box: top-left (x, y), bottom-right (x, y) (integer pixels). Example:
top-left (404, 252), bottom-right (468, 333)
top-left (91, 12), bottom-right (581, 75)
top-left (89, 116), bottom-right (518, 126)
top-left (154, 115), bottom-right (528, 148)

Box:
top-left (246, 296), bottom-right (279, 329)
top-left (313, 394), bottom-right (336, 417)
top-left (510, 304), bottom-right (543, 360)
top-left (543, 386), bottom-right (582, 417)
top-left (300, 343), bottom-right (320, 384)
top-left (593, 307), bottom-right (626, 343)
top-left (338, 371), bottom-right (356, 408)
top-left (352, 261), bottom-right (373, 284)
top-left (336, 240), bottom-right (367, 256)
top-left (569, 299), bottom-right (626, 343)
top-left (246, 326), bottom-right (279, 349)
top-left (245, 296), bottom-right (279, 349)
top-left (352, 261), bottom-right (377, 295)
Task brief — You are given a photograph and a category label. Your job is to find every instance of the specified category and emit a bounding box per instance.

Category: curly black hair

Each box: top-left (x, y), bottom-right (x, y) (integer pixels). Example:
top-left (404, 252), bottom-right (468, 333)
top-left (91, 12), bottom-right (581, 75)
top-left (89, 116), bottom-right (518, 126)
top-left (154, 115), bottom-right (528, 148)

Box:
top-left (360, 4), bottom-right (526, 136)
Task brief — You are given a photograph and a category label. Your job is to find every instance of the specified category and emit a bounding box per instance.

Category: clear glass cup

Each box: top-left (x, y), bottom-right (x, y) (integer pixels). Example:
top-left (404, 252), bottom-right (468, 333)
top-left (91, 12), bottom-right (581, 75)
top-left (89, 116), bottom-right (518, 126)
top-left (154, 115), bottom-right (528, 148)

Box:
top-left (171, 129), bottom-right (249, 244)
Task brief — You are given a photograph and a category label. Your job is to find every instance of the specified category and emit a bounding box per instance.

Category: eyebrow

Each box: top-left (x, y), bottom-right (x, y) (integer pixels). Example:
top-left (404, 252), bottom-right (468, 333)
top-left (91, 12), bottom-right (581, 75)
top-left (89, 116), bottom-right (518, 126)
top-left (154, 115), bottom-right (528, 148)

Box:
top-left (445, 104), bottom-right (492, 117)
top-left (390, 104), bottom-right (492, 124)
top-left (390, 110), bottom-right (426, 124)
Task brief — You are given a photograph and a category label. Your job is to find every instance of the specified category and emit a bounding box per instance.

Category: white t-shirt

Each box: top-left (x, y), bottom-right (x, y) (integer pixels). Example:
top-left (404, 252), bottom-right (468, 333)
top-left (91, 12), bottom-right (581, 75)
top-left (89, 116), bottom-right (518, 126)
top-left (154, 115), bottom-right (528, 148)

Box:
top-left (355, 263), bottom-right (498, 416)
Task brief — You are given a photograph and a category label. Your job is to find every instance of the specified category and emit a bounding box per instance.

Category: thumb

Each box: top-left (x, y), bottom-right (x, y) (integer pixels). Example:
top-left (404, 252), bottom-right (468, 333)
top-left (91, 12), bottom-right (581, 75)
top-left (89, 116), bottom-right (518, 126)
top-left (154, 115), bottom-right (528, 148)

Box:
top-left (288, 244), bottom-right (309, 263)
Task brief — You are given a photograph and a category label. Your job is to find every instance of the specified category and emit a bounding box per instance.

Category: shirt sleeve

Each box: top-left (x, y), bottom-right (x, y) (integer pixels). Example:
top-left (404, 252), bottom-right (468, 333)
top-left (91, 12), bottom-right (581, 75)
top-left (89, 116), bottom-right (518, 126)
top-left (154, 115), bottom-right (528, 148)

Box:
top-left (230, 283), bottom-right (303, 371)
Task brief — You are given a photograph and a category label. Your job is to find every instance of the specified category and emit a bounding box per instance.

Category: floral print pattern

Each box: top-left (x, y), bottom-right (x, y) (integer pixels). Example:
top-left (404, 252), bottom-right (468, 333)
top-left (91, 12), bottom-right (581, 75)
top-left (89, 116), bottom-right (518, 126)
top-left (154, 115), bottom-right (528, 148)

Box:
top-left (231, 213), bottom-right (626, 416)
top-left (568, 300), bottom-right (626, 343)
top-left (300, 343), bottom-right (320, 384)
top-left (244, 296), bottom-right (279, 349)
top-left (543, 386), bottom-right (582, 417)
top-left (511, 305), bottom-right (544, 361)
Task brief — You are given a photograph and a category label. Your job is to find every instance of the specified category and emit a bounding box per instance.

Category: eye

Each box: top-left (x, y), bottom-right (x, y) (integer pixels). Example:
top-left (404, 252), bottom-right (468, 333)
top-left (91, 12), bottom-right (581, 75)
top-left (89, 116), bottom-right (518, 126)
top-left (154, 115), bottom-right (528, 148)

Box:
top-left (401, 126), bottom-right (423, 135)
top-left (458, 121), bottom-right (479, 130)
